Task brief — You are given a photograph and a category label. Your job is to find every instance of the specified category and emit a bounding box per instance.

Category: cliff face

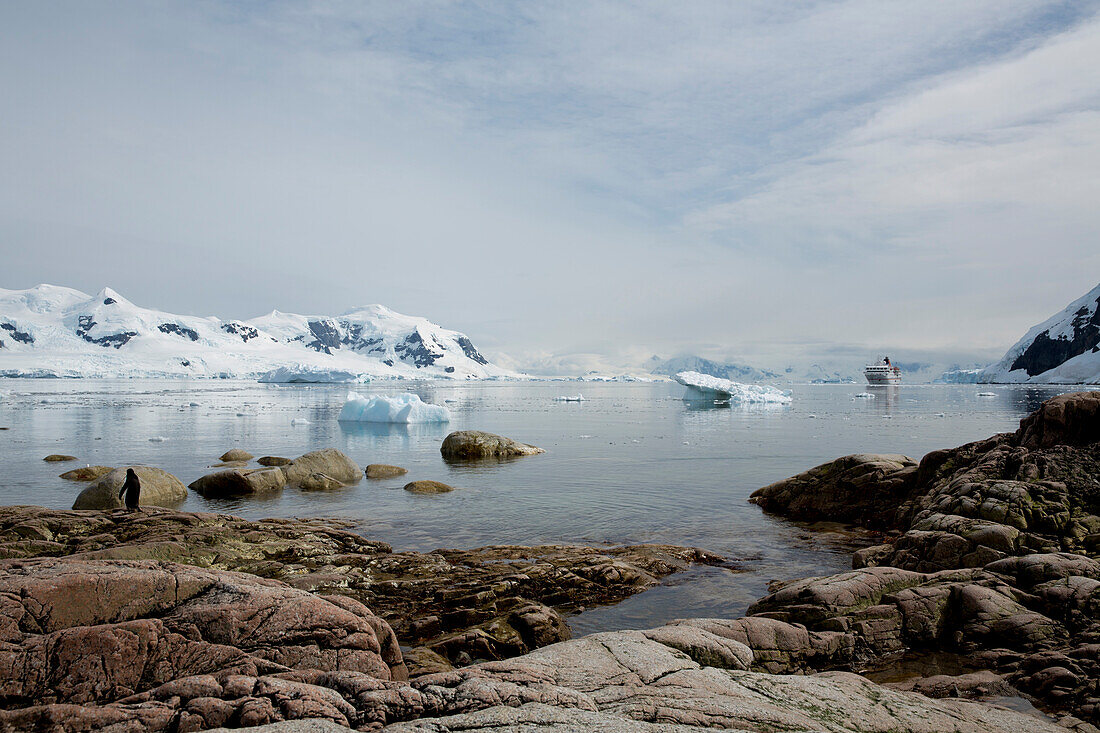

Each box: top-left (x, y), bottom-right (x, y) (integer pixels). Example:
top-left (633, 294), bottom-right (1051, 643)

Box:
top-left (981, 283), bottom-right (1100, 384)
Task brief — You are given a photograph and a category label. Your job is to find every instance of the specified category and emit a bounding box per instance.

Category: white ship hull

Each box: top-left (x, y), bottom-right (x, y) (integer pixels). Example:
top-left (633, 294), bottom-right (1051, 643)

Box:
top-left (864, 365), bottom-right (901, 385)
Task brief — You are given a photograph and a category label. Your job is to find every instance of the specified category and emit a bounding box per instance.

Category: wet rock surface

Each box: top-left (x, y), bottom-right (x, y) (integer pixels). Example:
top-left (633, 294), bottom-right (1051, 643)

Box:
top-left (366, 464), bottom-right (408, 479)
top-left (403, 480), bottom-right (454, 494)
top-left (440, 431), bottom-right (544, 460)
top-left (284, 449), bottom-right (363, 487)
top-left (190, 467), bottom-right (288, 497)
top-left (58, 465), bottom-right (113, 481)
top-left (746, 390), bottom-right (1100, 727)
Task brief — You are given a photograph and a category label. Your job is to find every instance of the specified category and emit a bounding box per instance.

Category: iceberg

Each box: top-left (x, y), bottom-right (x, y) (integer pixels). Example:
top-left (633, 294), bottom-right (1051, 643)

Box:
top-left (674, 371), bottom-right (792, 404)
top-left (338, 392), bottom-right (451, 424)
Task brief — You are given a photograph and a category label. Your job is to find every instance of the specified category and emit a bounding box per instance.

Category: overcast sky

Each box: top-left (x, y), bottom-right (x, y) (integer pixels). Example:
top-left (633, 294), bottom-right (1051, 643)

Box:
top-left (2, 1), bottom-right (1099, 370)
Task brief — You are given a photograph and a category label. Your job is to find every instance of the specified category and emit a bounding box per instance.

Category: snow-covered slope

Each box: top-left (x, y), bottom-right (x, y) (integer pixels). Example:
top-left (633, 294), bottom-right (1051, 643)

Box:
top-left (980, 282), bottom-right (1100, 384)
top-left (649, 354), bottom-right (781, 383)
top-left (0, 284), bottom-right (513, 380)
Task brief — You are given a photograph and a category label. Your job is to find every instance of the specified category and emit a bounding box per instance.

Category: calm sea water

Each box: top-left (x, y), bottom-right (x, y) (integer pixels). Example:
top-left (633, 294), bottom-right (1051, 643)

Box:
top-left (0, 379), bottom-right (1088, 634)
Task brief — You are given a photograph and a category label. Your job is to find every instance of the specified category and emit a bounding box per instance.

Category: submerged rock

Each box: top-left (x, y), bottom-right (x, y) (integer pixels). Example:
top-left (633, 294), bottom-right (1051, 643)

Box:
top-left (43, 454), bottom-right (77, 462)
top-left (71, 466), bottom-right (187, 509)
top-left (440, 431), bottom-right (544, 460)
top-left (58, 465), bottom-right (113, 482)
top-left (366, 464), bottom-right (408, 479)
top-left (219, 448), bottom-right (254, 462)
top-left (258, 456), bottom-right (293, 467)
top-left (404, 480), bottom-right (454, 494)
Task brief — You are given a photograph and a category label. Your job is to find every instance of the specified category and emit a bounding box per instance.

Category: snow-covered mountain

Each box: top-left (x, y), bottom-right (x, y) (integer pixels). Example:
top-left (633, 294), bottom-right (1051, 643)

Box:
top-left (648, 355), bottom-right (781, 383)
top-left (980, 282), bottom-right (1100, 384)
top-left (0, 284), bottom-right (513, 380)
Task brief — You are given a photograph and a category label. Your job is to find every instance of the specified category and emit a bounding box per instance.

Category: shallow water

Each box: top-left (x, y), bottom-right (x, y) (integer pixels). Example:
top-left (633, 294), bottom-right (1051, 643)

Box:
top-left (0, 379), bottom-right (1089, 634)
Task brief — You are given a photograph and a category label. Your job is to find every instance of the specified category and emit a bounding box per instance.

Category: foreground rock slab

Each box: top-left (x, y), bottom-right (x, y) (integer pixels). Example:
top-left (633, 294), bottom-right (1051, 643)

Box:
top-left (0, 506), bottom-right (721, 675)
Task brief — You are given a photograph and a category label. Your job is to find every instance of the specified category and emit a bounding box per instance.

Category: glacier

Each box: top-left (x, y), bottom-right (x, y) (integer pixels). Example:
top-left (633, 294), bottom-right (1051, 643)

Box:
top-left (0, 284), bottom-right (513, 381)
top-left (674, 371), bottom-right (792, 404)
top-left (337, 392), bottom-right (451, 423)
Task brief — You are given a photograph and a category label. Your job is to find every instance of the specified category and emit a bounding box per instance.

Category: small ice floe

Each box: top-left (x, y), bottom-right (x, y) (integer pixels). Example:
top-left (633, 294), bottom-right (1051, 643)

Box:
top-left (338, 392), bottom-right (450, 424)
top-left (578, 434), bottom-right (594, 439)
top-left (189, 402), bottom-right (200, 407)
top-left (444, 398), bottom-right (458, 403)
top-left (555, 394), bottom-right (586, 402)
top-left (853, 392), bottom-right (875, 399)
top-left (807, 414), bottom-right (818, 419)
top-left (935, 412), bottom-right (946, 418)
top-left (977, 392), bottom-right (996, 397)
top-left (291, 418), bottom-right (311, 426)
top-left (235, 412), bottom-right (248, 417)
top-left (148, 436), bottom-right (168, 443)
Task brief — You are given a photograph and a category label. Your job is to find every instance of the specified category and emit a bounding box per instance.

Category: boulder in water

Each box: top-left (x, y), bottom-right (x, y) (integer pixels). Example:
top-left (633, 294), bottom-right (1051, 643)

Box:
top-left (404, 480), bottom-right (454, 494)
top-left (43, 454), bottom-right (77, 462)
top-left (366, 464), bottom-right (408, 479)
top-left (440, 431), bottom-right (544, 460)
top-left (189, 468), bottom-right (286, 498)
top-left (283, 449), bottom-right (362, 487)
top-left (72, 466), bottom-right (187, 509)
top-left (219, 449), bottom-right (254, 462)
top-left (58, 466), bottom-right (113, 482)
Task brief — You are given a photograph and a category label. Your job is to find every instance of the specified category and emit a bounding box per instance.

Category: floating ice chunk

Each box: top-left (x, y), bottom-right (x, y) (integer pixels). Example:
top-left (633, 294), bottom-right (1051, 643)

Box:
top-left (853, 392), bottom-right (875, 399)
top-left (189, 402), bottom-right (200, 407)
top-left (977, 392), bottom-right (996, 397)
top-left (556, 394), bottom-right (586, 402)
top-left (148, 436), bottom-right (168, 442)
top-left (291, 418), bottom-right (311, 425)
top-left (935, 412), bottom-right (946, 418)
top-left (674, 371), bottom-right (792, 404)
top-left (338, 391), bottom-right (450, 423)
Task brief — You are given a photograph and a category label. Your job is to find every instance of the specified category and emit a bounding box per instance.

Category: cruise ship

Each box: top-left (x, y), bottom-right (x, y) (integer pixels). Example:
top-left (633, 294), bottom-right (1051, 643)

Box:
top-left (864, 357), bottom-right (901, 385)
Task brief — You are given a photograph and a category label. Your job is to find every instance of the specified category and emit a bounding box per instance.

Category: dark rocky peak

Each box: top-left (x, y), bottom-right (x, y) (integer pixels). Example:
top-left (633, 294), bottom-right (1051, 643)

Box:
top-left (306, 319), bottom-right (342, 354)
top-left (395, 329), bottom-right (445, 368)
top-left (75, 315), bottom-right (137, 349)
top-left (221, 321), bottom-right (260, 342)
top-left (337, 320), bottom-right (384, 352)
top-left (157, 323), bottom-right (199, 341)
top-left (456, 335), bottom-right (489, 365)
top-left (1010, 295), bottom-right (1100, 377)
top-left (0, 322), bottom-right (34, 344)
top-left (102, 297), bottom-right (116, 305)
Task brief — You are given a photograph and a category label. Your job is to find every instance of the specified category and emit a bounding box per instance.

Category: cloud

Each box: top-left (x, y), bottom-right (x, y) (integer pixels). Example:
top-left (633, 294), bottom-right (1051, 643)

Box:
top-left (1, 1), bottom-right (1097, 370)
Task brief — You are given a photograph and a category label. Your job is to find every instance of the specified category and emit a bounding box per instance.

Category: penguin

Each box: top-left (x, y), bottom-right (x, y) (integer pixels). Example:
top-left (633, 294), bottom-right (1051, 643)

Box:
top-left (118, 468), bottom-right (141, 511)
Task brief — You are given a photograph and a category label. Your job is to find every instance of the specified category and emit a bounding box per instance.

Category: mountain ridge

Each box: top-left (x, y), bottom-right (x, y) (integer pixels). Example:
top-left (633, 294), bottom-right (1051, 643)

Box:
top-left (0, 284), bottom-right (511, 380)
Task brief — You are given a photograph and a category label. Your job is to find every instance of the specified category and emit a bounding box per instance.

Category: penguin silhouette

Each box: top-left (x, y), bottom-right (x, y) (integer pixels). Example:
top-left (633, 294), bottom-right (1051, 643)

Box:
top-left (118, 468), bottom-right (141, 511)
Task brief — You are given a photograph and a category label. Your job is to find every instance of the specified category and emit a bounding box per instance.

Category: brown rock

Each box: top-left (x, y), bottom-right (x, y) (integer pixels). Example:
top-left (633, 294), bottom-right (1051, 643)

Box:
top-left (44, 454), bottom-right (77, 462)
top-left (58, 466), bottom-right (113, 482)
top-left (366, 464), bottom-right (408, 479)
top-left (284, 450), bottom-right (362, 487)
top-left (404, 480), bottom-right (454, 494)
top-left (440, 431), bottom-right (544, 460)
top-left (220, 449), bottom-right (254, 462)
top-left (189, 468), bottom-right (287, 498)
top-left (258, 456), bottom-right (293, 467)
top-left (72, 466), bottom-right (187, 510)
top-left (1016, 390), bottom-right (1100, 449)
top-left (299, 473), bottom-right (345, 491)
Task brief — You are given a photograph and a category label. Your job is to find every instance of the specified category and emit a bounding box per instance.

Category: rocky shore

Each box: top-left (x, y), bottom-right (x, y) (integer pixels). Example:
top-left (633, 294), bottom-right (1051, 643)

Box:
top-left (0, 392), bottom-right (1097, 731)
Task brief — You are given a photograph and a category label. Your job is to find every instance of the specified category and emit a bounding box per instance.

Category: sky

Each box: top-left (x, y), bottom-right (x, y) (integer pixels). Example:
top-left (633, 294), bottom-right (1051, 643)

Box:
top-left (2, 1), bottom-right (1099, 373)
